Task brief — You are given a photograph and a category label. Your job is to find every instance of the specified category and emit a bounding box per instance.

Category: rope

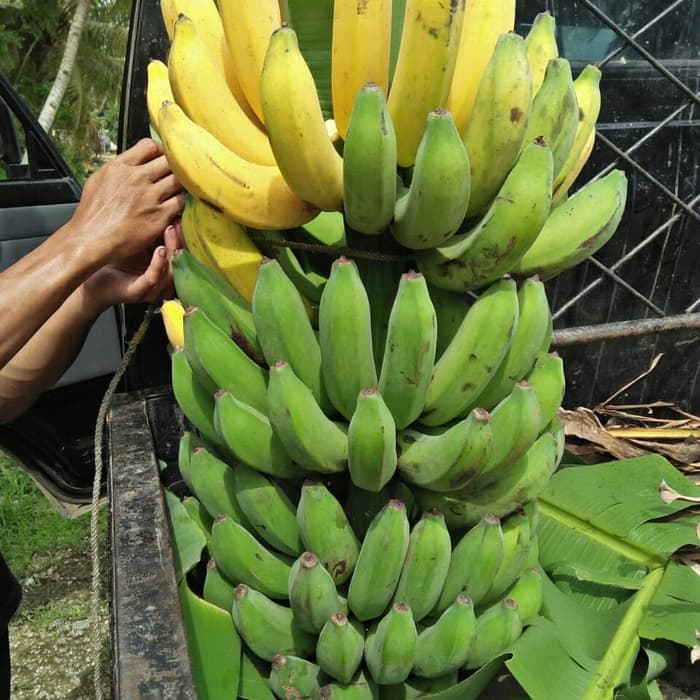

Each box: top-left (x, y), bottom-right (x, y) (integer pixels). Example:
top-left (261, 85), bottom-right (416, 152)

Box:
top-left (89, 302), bottom-right (157, 700)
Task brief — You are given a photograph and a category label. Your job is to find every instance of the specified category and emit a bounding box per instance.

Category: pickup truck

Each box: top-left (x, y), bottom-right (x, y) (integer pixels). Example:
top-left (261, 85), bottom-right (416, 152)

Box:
top-left (0, 0), bottom-right (698, 695)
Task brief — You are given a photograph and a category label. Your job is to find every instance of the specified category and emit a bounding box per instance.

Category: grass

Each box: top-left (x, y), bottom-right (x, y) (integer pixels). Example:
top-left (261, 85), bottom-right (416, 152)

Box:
top-left (0, 450), bottom-right (96, 577)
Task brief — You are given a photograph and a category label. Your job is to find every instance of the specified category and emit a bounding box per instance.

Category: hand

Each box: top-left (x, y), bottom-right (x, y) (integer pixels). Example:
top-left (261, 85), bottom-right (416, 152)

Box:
top-left (68, 138), bottom-right (186, 264)
top-left (80, 223), bottom-right (184, 313)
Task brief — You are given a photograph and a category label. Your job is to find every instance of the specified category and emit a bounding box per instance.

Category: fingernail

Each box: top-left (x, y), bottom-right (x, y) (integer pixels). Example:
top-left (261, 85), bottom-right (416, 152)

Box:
top-left (158, 246), bottom-right (167, 258)
top-left (165, 225), bottom-right (175, 235)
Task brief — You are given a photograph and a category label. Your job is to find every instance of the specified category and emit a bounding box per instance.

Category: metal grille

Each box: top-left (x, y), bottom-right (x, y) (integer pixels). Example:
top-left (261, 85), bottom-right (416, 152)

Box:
top-left (517, 0), bottom-right (700, 411)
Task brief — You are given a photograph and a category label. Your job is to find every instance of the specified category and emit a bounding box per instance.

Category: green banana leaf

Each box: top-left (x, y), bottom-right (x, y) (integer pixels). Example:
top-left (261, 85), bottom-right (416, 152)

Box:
top-left (164, 487), bottom-right (206, 582)
top-left (286, 0), bottom-right (407, 120)
top-left (504, 455), bottom-right (700, 700)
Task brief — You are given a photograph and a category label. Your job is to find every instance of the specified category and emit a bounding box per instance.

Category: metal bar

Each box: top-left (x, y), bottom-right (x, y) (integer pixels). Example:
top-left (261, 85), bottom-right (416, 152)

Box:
top-left (551, 313), bottom-right (700, 347)
top-left (581, 0), bottom-right (700, 109)
top-left (596, 0), bottom-right (688, 69)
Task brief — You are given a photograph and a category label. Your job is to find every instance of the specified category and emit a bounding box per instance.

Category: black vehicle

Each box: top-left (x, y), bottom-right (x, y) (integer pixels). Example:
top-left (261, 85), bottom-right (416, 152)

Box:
top-left (0, 0), bottom-right (697, 514)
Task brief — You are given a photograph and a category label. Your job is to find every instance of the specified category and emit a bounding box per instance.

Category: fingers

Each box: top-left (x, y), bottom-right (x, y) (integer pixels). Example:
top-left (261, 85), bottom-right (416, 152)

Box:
top-left (161, 191), bottom-right (187, 221)
top-left (128, 246), bottom-right (173, 302)
top-left (154, 172), bottom-right (184, 202)
top-left (141, 153), bottom-right (173, 182)
top-left (120, 138), bottom-right (163, 165)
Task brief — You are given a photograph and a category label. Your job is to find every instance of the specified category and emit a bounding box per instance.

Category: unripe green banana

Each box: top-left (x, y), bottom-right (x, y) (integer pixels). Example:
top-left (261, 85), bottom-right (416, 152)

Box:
top-left (364, 602), bottom-right (418, 685)
top-left (496, 566), bottom-right (544, 624)
top-left (316, 612), bottom-right (365, 685)
top-left (187, 446), bottom-right (251, 527)
top-left (177, 431), bottom-right (202, 494)
top-left (319, 257), bottom-right (377, 420)
top-left (203, 558), bottom-right (235, 612)
top-left (522, 498), bottom-right (540, 538)
top-left (525, 12), bottom-right (559, 94)
top-left (462, 32), bottom-right (533, 218)
top-left (253, 257), bottom-right (329, 411)
top-left (172, 249), bottom-right (262, 362)
top-left (270, 655), bottom-right (326, 700)
top-left (392, 510), bottom-right (452, 622)
top-left (481, 510), bottom-right (532, 605)
top-left (474, 276), bottom-right (553, 410)
top-left (420, 277), bottom-right (519, 426)
top-left (433, 513), bottom-right (505, 614)
top-left (297, 481), bottom-right (361, 586)
top-left (183, 306), bottom-right (268, 413)
top-left (210, 515), bottom-right (292, 600)
top-left (347, 388), bottom-right (397, 492)
top-left (288, 551), bottom-right (347, 634)
top-left (213, 390), bottom-right (305, 480)
top-left (381, 673), bottom-right (457, 699)
top-left (512, 169), bottom-right (628, 281)
top-left (182, 496), bottom-right (213, 541)
top-left (267, 360), bottom-right (348, 474)
top-left (416, 141), bottom-right (553, 292)
top-left (466, 598), bottom-right (523, 669)
top-left (343, 82), bottom-right (398, 235)
top-left (525, 351), bottom-right (566, 432)
top-left (348, 500), bottom-right (410, 621)
top-left (232, 464), bottom-right (302, 557)
top-left (428, 285), bottom-right (470, 360)
top-left (378, 271), bottom-right (437, 429)
top-left (231, 584), bottom-right (316, 661)
top-left (344, 483), bottom-right (392, 540)
top-left (413, 593), bottom-right (477, 678)
top-left (397, 409), bottom-right (491, 491)
top-left (523, 57), bottom-right (579, 181)
top-left (390, 109), bottom-right (471, 250)
top-left (319, 669), bottom-right (378, 699)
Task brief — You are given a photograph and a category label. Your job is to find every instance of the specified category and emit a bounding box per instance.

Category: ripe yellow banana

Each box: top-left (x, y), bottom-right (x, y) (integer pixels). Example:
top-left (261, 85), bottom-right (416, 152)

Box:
top-left (261, 26), bottom-right (344, 211)
top-left (158, 101), bottom-right (319, 230)
top-left (146, 60), bottom-right (174, 137)
top-left (524, 12), bottom-right (559, 94)
top-left (388, 0), bottom-right (466, 167)
top-left (218, 0), bottom-right (282, 125)
top-left (161, 299), bottom-right (185, 348)
top-left (180, 193), bottom-right (218, 270)
top-left (168, 15), bottom-right (274, 166)
top-left (331, 0), bottom-right (392, 140)
top-left (552, 130), bottom-right (596, 207)
top-left (446, 0), bottom-right (516, 135)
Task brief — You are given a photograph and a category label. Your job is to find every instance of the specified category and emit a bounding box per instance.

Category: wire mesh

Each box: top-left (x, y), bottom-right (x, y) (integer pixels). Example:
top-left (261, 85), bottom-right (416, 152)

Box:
top-left (517, 0), bottom-right (700, 411)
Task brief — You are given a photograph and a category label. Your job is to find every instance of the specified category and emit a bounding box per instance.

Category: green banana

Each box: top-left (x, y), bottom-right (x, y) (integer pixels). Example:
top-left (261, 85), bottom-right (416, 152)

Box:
top-left (203, 558), bottom-right (236, 612)
top-left (319, 669), bottom-right (378, 699)
top-left (347, 388), bottom-right (397, 492)
top-left (319, 257), bottom-right (377, 420)
top-left (473, 276), bottom-right (552, 410)
top-left (397, 409), bottom-right (492, 491)
top-left (183, 306), bottom-right (268, 413)
top-left (420, 277), bottom-right (519, 426)
top-left (316, 612), bottom-right (365, 685)
top-left (416, 140), bottom-right (552, 292)
top-left (413, 593), bottom-right (477, 679)
top-left (253, 257), bottom-right (328, 410)
top-left (466, 598), bottom-right (523, 670)
top-left (462, 32), bottom-right (533, 218)
top-left (525, 12), bottom-right (559, 94)
top-left (182, 496), bottom-right (213, 540)
top-left (302, 210), bottom-right (347, 247)
top-left (172, 249), bottom-right (262, 362)
top-left (390, 109), bottom-right (471, 250)
top-left (297, 481), bottom-right (361, 586)
top-left (232, 464), bottom-right (302, 557)
top-left (288, 551), bottom-right (347, 634)
top-left (177, 430), bottom-right (202, 494)
top-left (213, 390), bottom-right (305, 480)
top-left (209, 514), bottom-right (292, 600)
top-left (343, 82), bottom-right (398, 235)
top-left (522, 57), bottom-right (579, 181)
top-left (512, 169), bottom-right (629, 280)
top-left (231, 584), bottom-right (316, 661)
top-left (433, 513), bottom-right (505, 614)
top-left (378, 271), bottom-right (437, 429)
top-left (428, 285), bottom-right (470, 361)
top-left (267, 360), bottom-right (348, 474)
top-left (494, 566), bottom-right (544, 625)
top-left (392, 510), bottom-right (452, 622)
top-left (269, 655), bottom-right (326, 699)
top-left (382, 673), bottom-right (458, 699)
top-left (364, 602), bottom-right (418, 685)
top-left (525, 351), bottom-right (566, 432)
top-left (347, 500), bottom-right (410, 622)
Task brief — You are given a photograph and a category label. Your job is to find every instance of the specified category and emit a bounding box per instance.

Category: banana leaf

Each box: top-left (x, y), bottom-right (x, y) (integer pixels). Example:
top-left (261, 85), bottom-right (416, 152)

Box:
top-left (164, 487), bottom-right (207, 582)
top-left (504, 455), bottom-right (700, 700)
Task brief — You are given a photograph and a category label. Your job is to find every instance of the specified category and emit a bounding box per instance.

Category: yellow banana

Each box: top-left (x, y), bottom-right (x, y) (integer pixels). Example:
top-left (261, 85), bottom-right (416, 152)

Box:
top-left (331, 0), bottom-right (392, 140)
top-left (261, 25), bottom-right (344, 211)
top-left (552, 130), bottom-right (596, 207)
top-left (192, 198), bottom-right (263, 305)
top-left (218, 0), bottom-right (281, 125)
top-left (180, 193), bottom-right (218, 270)
top-left (446, 0), bottom-right (516, 135)
top-left (146, 60), bottom-right (174, 136)
top-left (388, 0), bottom-right (466, 167)
top-left (158, 101), bottom-right (319, 230)
top-left (161, 299), bottom-right (185, 348)
top-left (168, 15), bottom-right (274, 166)
top-left (525, 12), bottom-right (559, 94)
